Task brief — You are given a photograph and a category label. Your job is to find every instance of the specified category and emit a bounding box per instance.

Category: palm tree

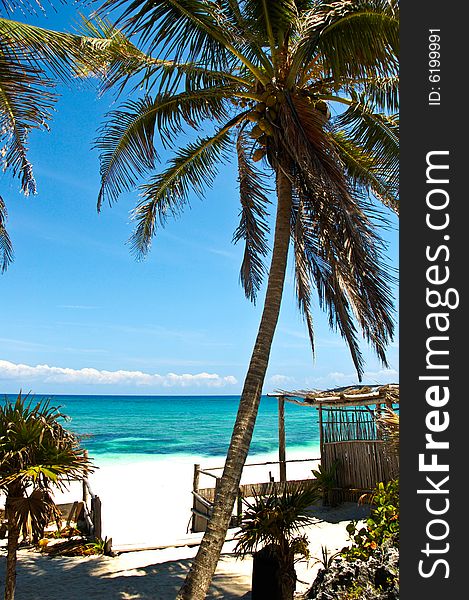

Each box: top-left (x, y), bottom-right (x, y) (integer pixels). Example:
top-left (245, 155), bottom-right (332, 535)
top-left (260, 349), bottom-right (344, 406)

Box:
top-left (89, 1), bottom-right (399, 596)
top-left (0, 0), bottom-right (111, 271)
top-left (234, 484), bottom-right (320, 599)
top-left (0, 393), bottom-right (92, 600)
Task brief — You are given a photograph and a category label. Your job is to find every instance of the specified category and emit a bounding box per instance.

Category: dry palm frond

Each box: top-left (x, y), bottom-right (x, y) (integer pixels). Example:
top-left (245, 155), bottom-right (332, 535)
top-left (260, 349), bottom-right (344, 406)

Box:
top-left (376, 407), bottom-right (399, 457)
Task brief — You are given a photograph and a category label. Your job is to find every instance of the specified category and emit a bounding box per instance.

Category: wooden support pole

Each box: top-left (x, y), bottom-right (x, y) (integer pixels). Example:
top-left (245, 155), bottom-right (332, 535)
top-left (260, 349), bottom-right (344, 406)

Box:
top-left (91, 496), bottom-right (102, 540)
top-left (82, 450), bottom-right (89, 505)
top-left (319, 405), bottom-right (324, 459)
top-left (191, 464), bottom-right (200, 533)
top-left (278, 397), bottom-right (287, 482)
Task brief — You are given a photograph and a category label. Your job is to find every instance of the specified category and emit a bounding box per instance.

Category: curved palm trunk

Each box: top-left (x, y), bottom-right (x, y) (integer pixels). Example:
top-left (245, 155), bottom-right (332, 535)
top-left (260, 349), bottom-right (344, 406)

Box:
top-left (178, 169), bottom-right (293, 599)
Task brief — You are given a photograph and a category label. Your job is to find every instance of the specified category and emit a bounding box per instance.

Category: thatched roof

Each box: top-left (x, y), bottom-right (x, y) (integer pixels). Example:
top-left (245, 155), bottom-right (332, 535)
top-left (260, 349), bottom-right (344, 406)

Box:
top-left (269, 383), bottom-right (399, 408)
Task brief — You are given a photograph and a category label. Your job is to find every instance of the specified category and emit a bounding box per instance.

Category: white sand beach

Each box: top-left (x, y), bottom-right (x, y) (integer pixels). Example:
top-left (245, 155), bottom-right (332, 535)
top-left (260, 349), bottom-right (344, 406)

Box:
top-left (0, 451), bottom-right (369, 598)
top-left (55, 449), bottom-right (323, 548)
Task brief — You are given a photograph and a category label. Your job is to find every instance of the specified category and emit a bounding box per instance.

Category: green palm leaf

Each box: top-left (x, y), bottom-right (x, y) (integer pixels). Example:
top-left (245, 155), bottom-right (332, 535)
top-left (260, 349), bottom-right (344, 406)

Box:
top-left (233, 129), bottom-right (270, 303)
top-left (291, 0), bottom-right (398, 86)
top-left (96, 87), bottom-right (234, 209)
top-left (330, 130), bottom-right (398, 213)
top-left (0, 40), bottom-right (54, 195)
top-left (243, 0), bottom-right (299, 49)
top-left (130, 123), bottom-right (236, 257)
top-left (359, 75), bottom-right (399, 113)
top-left (0, 196), bottom-right (14, 273)
top-left (331, 98), bottom-right (399, 212)
top-left (99, 0), bottom-right (234, 66)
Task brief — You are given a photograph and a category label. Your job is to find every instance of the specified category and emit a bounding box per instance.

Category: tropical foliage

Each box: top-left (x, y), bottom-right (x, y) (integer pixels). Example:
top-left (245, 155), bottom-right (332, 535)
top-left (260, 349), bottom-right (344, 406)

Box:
top-left (311, 460), bottom-right (340, 506)
top-left (0, 393), bottom-right (92, 600)
top-left (90, 0), bottom-right (398, 377)
top-left (343, 478), bottom-right (399, 562)
top-left (76, 1), bottom-right (399, 596)
top-left (0, 0), bottom-right (107, 272)
top-left (234, 484), bottom-right (320, 599)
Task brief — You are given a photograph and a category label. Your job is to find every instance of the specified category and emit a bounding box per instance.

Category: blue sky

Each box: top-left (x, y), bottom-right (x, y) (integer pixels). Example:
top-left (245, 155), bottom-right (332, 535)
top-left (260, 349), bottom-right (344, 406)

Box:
top-left (0, 5), bottom-right (399, 395)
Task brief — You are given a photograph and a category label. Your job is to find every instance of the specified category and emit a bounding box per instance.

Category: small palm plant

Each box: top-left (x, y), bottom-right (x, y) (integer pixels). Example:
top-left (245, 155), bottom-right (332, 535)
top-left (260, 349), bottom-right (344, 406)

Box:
top-left (234, 484), bottom-right (320, 600)
top-left (0, 393), bottom-right (92, 600)
top-left (312, 460), bottom-right (340, 506)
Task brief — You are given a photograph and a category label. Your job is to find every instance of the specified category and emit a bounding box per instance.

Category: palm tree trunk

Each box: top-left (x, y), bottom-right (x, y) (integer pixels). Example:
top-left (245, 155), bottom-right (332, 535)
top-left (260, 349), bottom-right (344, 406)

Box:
top-left (4, 497), bottom-right (19, 600)
top-left (177, 168), bottom-right (293, 599)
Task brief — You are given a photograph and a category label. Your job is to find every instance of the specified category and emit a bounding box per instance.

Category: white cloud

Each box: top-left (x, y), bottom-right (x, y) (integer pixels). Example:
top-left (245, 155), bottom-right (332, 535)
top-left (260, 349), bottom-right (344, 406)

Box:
top-left (269, 374), bottom-right (295, 386)
top-left (305, 368), bottom-right (399, 388)
top-left (0, 359), bottom-right (238, 389)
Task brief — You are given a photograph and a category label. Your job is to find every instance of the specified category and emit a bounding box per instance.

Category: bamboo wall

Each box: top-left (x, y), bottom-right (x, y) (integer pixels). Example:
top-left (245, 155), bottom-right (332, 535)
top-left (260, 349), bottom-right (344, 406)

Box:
top-left (322, 407), bottom-right (379, 443)
top-left (323, 440), bottom-right (399, 493)
top-left (321, 405), bottom-right (398, 497)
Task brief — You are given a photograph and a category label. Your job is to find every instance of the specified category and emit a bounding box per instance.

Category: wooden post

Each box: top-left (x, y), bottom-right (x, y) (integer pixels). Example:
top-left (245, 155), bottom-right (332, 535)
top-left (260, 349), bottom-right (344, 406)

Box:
top-left (318, 404), bottom-right (324, 458)
top-left (191, 464), bottom-right (200, 533)
top-left (278, 397), bottom-right (287, 482)
top-left (82, 450), bottom-right (89, 505)
top-left (91, 496), bottom-right (102, 540)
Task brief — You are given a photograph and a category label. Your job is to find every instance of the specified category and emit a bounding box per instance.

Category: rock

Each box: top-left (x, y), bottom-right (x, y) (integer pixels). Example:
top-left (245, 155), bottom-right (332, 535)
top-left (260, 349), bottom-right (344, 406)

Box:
top-left (305, 546), bottom-right (399, 600)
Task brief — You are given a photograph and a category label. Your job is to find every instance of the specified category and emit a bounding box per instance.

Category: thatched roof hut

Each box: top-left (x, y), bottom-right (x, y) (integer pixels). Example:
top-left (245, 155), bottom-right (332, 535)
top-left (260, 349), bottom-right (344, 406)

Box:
top-left (270, 384), bottom-right (399, 500)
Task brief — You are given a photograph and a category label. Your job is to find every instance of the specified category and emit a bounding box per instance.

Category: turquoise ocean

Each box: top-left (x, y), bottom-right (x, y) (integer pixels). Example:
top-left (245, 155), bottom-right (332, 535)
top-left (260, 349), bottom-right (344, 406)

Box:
top-left (2, 394), bottom-right (321, 465)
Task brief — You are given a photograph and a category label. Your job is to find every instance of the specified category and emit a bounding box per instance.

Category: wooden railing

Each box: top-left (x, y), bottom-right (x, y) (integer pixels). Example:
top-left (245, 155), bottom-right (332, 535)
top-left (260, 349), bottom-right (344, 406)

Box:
top-left (190, 457), bottom-right (320, 533)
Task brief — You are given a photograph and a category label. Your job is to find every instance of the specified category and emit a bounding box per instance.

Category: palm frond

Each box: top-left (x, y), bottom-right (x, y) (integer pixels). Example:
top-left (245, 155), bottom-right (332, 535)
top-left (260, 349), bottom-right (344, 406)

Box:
top-left (0, 18), bottom-right (87, 81)
top-left (242, 0), bottom-right (299, 49)
top-left (130, 121), bottom-right (237, 257)
top-left (318, 0), bottom-right (398, 80)
top-left (290, 196), bottom-right (316, 355)
top-left (0, 0), bottom-right (47, 17)
top-left (96, 87), bottom-right (234, 209)
top-left (331, 98), bottom-right (399, 213)
top-left (8, 488), bottom-right (56, 543)
top-left (0, 42), bottom-right (55, 195)
top-left (232, 129), bottom-right (270, 303)
top-left (95, 96), bottom-right (159, 210)
top-left (273, 96), bottom-right (394, 377)
top-left (330, 130), bottom-right (398, 213)
top-left (0, 196), bottom-right (14, 273)
top-left (300, 191), bottom-right (395, 377)
top-left (276, 93), bottom-right (350, 210)
top-left (291, 0), bottom-right (398, 86)
top-left (98, 0), bottom-right (234, 68)
top-left (359, 75), bottom-right (399, 113)
top-left (0, 17), bottom-right (113, 200)
top-left (294, 199), bottom-right (367, 378)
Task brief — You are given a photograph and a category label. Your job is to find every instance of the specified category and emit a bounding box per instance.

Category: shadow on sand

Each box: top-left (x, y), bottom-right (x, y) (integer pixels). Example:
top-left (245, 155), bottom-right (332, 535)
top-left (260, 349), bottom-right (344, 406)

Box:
top-left (0, 551), bottom-right (252, 600)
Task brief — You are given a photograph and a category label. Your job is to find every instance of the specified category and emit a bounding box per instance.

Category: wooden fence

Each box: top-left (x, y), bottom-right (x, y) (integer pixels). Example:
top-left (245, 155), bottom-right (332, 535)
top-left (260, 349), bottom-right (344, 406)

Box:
top-left (322, 439), bottom-right (398, 501)
top-left (190, 458), bottom-right (319, 533)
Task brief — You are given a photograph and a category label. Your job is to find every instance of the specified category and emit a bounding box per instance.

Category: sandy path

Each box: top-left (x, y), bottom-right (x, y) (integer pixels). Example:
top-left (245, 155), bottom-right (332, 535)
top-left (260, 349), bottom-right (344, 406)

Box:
top-left (0, 503), bottom-right (369, 599)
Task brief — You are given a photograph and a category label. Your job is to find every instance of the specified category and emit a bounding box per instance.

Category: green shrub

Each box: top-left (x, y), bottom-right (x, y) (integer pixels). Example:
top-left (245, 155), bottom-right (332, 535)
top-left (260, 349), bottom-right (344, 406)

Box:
top-left (342, 479), bottom-right (399, 561)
